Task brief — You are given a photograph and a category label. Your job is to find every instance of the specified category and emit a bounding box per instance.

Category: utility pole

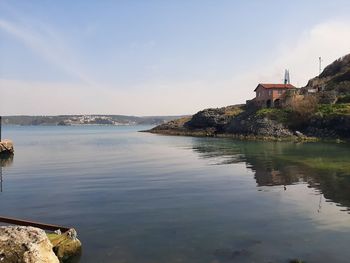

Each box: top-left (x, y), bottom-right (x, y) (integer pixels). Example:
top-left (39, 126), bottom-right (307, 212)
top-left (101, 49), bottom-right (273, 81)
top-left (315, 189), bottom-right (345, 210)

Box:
top-left (0, 116), bottom-right (2, 142)
top-left (319, 57), bottom-right (322, 75)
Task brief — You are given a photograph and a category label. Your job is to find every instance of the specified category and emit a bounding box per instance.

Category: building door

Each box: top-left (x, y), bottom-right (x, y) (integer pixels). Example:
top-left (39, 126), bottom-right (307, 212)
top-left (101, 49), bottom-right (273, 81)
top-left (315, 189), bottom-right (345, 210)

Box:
top-left (266, 100), bottom-right (272, 108)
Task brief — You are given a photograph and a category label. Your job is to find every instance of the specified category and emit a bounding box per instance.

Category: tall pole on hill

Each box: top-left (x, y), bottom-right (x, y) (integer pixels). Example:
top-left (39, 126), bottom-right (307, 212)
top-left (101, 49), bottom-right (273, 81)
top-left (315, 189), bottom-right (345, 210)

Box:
top-left (319, 57), bottom-right (322, 75)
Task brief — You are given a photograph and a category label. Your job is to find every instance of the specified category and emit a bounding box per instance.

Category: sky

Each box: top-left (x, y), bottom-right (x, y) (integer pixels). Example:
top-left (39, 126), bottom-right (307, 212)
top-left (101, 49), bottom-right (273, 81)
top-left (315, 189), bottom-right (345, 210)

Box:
top-left (1, 0), bottom-right (350, 116)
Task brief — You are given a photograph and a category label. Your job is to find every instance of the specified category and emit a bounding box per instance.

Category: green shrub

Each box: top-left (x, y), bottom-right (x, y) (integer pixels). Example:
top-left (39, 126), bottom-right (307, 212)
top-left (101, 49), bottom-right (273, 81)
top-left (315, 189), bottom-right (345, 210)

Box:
top-left (337, 95), bottom-right (350, 104)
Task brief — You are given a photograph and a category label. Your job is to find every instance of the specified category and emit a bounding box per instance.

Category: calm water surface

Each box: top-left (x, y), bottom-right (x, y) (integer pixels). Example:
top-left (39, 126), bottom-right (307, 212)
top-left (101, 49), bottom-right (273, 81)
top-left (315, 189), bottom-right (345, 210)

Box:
top-left (1, 126), bottom-right (350, 263)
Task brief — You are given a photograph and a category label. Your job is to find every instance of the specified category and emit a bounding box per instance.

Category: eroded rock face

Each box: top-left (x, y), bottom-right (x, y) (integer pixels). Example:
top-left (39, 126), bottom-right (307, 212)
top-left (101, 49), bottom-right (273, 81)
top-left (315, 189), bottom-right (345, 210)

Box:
top-left (0, 226), bottom-right (59, 263)
top-left (306, 114), bottom-right (350, 138)
top-left (227, 113), bottom-right (293, 137)
top-left (186, 108), bottom-right (227, 130)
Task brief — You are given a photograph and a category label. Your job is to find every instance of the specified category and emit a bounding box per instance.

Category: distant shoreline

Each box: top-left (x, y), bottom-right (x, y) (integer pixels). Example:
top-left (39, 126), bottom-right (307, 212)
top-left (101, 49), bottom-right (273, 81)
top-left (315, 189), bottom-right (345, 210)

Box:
top-left (1, 115), bottom-right (187, 126)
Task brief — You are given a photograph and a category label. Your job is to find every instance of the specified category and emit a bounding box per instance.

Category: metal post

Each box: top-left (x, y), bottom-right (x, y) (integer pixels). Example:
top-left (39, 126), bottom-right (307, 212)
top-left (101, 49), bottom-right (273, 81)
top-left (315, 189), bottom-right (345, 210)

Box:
top-left (0, 167), bottom-right (2, 193)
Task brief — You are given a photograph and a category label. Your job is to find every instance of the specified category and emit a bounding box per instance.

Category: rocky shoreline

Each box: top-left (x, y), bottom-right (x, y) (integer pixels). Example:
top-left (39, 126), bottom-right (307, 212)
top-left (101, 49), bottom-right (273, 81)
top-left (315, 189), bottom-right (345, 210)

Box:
top-left (144, 105), bottom-right (347, 143)
top-left (146, 127), bottom-right (320, 142)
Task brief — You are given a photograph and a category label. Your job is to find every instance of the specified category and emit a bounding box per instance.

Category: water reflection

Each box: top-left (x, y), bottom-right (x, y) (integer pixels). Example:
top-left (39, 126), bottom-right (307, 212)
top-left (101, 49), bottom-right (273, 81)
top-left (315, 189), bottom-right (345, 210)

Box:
top-left (191, 139), bottom-right (350, 212)
top-left (0, 153), bottom-right (14, 192)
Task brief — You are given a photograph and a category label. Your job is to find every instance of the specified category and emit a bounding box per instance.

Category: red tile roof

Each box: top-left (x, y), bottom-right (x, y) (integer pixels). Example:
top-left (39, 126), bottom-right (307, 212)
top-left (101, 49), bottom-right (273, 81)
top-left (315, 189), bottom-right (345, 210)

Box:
top-left (254, 83), bottom-right (296, 91)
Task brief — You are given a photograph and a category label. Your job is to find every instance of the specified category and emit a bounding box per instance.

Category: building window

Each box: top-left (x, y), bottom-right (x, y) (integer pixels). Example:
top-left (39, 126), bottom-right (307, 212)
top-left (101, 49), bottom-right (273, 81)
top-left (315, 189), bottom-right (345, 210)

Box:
top-left (278, 90), bottom-right (283, 95)
top-left (269, 90), bottom-right (272, 95)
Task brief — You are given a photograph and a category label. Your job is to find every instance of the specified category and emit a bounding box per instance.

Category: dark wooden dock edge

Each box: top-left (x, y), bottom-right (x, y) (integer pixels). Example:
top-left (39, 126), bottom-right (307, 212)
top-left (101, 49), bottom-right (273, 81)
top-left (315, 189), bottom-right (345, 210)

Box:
top-left (0, 216), bottom-right (71, 232)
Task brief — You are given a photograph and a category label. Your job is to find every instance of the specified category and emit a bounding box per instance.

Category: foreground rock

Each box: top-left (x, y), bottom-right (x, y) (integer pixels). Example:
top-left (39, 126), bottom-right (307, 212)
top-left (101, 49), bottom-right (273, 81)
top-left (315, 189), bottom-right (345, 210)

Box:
top-left (0, 140), bottom-right (14, 155)
top-left (0, 226), bottom-right (59, 263)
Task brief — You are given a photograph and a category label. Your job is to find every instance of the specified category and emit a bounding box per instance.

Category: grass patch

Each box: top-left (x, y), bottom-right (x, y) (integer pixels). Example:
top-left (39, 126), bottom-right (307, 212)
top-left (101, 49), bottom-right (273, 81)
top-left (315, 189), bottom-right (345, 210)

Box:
top-left (256, 108), bottom-right (292, 124)
top-left (224, 105), bottom-right (244, 117)
top-left (317, 103), bottom-right (350, 116)
top-left (174, 116), bottom-right (192, 125)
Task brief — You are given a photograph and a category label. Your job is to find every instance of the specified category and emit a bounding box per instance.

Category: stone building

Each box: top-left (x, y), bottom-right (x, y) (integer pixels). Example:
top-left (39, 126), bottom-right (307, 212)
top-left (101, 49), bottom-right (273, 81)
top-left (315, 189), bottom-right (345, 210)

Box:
top-left (254, 83), bottom-right (296, 108)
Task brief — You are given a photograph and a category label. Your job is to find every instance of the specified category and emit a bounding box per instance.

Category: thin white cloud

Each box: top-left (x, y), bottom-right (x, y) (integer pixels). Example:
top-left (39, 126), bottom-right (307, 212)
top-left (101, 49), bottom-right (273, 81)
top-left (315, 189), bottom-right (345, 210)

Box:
top-left (0, 18), bottom-right (96, 86)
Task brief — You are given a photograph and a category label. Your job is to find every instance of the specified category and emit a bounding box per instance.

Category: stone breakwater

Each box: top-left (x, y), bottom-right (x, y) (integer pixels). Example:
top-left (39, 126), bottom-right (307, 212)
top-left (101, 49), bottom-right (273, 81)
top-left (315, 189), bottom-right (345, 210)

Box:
top-left (0, 140), bottom-right (14, 155)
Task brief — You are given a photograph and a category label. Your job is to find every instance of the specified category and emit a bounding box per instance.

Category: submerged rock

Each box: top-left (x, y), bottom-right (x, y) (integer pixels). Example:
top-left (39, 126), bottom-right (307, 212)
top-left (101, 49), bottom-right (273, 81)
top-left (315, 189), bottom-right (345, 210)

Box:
top-left (0, 226), bottom-right (59, 263)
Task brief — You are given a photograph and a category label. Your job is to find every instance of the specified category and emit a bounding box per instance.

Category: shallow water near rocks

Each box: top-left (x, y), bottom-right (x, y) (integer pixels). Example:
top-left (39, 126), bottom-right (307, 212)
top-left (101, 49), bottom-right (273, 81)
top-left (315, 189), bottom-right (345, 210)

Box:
top-left (1, 125), bottom-right (350, 263)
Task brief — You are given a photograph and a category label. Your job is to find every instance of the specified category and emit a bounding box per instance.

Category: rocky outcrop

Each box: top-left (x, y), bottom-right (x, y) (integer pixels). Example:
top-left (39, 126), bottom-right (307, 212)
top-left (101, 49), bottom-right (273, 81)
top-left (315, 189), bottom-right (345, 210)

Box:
top-left (186, 108), bottom-right (227, 130)
top-left (151, 117), bottom-right (191, 131)
top-left (185, 105), bottom-right (244, 132)
top-left (149, 106), bottom-right (294, 139)
top-left (0, 226), bottom-right (59, 263)
top-left (0, 140), bottom-right (14, 155)
top-left (305, 114), bottom-right (350, 138)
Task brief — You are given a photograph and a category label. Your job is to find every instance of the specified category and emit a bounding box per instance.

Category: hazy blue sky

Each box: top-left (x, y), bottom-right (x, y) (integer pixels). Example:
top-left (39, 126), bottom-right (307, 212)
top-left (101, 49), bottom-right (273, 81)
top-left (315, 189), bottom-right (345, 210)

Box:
top-left (1, 0), bottom-right (350, 115)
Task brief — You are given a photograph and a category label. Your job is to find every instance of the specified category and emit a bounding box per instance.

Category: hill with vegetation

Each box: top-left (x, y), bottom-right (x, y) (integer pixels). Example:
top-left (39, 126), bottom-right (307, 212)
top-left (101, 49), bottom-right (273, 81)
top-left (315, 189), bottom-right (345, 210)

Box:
top-left (148, 54), bottom-right (350, 141)
top-left (2, 115), bottom-right (186, 126)
top-left (303, 53), bottom-right (350, 103)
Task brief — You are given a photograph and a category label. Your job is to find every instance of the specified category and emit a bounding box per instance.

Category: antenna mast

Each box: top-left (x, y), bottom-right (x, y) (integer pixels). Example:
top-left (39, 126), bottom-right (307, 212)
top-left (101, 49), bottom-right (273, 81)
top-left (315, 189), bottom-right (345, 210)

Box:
top-left (284, 69), bottom-right (290, 84)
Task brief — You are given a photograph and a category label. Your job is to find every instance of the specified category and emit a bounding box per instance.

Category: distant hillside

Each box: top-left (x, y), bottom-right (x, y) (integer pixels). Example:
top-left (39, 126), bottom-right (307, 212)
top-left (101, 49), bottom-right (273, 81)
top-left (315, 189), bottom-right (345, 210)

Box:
top-left (2, 115), bottom-right (187, 126)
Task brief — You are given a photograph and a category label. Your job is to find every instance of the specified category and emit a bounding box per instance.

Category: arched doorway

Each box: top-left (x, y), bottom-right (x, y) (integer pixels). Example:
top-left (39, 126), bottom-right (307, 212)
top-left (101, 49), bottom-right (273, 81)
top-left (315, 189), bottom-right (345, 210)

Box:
top-left (274, 99), bottom-right (280, 108)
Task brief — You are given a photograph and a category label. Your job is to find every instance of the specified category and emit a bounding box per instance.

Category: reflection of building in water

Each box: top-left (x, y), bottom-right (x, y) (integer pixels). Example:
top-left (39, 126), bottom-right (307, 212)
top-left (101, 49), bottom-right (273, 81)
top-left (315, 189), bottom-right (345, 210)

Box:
top-left (254, 167), bottom-right (306, 187)
top-left (255, 169), bottom-right (285, 186)
top-left (0, 154), bottom-right (14, 192)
